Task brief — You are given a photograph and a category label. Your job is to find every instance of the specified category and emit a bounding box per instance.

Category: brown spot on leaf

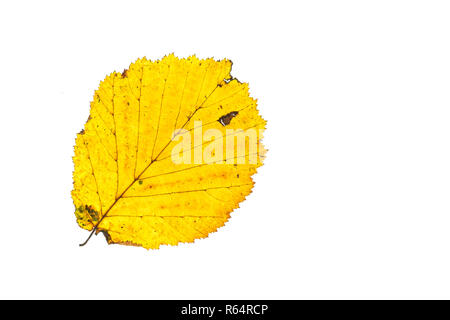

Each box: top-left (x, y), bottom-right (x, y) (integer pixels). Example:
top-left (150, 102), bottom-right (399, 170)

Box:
top-left (101, 230), bottom-right (112, 243)
top-left (218, 111), bottom-right (239, 126)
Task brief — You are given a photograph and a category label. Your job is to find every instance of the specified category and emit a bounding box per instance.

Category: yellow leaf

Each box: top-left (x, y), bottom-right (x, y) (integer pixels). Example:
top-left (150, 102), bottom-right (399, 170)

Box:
top-left (72, 55), bottom-right (266, 249)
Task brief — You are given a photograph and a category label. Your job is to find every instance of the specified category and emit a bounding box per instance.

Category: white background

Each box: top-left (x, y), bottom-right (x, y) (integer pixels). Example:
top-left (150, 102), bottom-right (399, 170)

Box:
top-left (1, 0), bottom-right (450, 299)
